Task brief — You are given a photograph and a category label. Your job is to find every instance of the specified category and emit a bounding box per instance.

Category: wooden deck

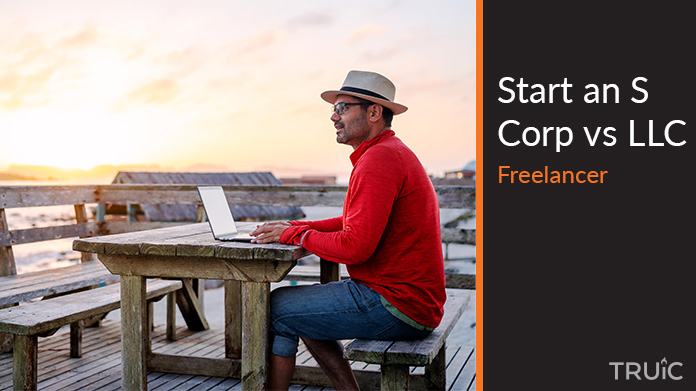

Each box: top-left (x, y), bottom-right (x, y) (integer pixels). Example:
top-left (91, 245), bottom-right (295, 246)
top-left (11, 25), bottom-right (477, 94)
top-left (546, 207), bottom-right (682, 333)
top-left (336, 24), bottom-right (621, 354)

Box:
top-left (0, 320), bottom-right (475, 390)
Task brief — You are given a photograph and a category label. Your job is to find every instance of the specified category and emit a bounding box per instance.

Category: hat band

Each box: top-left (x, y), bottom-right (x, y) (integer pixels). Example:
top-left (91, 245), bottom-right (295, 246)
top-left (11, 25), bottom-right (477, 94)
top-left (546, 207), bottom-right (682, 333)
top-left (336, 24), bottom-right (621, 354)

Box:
top-left (340, 86), bottom-right (390, 102)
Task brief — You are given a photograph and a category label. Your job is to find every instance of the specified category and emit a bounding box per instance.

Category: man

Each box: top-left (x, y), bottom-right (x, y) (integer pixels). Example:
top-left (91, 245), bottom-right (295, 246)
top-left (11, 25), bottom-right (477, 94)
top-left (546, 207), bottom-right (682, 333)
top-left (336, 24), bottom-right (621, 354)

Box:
top-left (251, 70), bottom-right (446, 390)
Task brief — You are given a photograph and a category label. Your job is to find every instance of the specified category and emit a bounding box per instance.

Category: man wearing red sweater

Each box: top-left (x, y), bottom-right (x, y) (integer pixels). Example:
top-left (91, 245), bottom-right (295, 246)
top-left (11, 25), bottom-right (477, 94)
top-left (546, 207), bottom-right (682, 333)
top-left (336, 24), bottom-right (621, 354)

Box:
top-left (251, 70), bottom-right (446, 390)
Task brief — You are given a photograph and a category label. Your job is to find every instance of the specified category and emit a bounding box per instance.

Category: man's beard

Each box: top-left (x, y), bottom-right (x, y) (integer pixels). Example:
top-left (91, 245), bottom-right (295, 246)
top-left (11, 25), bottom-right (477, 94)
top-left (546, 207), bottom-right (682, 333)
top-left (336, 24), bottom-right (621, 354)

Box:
top-left (334, 116), bottom-right (369, 146)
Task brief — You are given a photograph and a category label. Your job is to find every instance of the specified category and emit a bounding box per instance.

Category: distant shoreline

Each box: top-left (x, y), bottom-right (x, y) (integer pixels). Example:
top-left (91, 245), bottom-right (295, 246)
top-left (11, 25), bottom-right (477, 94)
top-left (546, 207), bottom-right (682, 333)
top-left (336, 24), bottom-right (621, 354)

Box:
top-left (0, 172), bottom-right (42, 181)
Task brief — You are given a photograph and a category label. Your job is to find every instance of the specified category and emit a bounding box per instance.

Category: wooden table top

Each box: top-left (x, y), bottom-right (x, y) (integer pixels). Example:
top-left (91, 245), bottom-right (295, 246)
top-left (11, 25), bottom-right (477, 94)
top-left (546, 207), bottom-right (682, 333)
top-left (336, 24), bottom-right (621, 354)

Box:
top-left (73, 222), bottom-right (309, 262)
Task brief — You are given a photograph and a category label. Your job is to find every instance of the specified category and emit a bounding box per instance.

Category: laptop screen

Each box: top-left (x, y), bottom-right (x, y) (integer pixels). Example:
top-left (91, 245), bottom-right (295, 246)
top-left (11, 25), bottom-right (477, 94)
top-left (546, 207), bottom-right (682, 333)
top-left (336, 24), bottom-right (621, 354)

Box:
top-left (197, 186), bottom-right (238, 238)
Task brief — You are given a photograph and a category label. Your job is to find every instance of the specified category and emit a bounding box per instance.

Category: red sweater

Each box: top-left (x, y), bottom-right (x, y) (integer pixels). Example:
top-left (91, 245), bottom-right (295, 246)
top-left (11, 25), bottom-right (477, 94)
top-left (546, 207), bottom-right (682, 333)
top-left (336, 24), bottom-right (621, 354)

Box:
top-left (280, 130), bottom-right (446, 328)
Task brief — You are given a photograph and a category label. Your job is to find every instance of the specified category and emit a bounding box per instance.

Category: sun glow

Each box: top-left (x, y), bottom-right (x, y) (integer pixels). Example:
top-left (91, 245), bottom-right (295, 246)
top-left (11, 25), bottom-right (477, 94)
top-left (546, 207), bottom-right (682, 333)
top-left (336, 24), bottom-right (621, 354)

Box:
top-left (1, 1), bottom-right (475, 180)
top-left (3, 108), bottom-right (148, 170)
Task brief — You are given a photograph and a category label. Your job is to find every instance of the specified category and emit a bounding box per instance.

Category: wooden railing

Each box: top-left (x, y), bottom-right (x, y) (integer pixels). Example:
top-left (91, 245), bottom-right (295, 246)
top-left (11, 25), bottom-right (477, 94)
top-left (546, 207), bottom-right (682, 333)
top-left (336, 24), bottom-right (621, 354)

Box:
top-left (0, 184), bottom-right (475, 276)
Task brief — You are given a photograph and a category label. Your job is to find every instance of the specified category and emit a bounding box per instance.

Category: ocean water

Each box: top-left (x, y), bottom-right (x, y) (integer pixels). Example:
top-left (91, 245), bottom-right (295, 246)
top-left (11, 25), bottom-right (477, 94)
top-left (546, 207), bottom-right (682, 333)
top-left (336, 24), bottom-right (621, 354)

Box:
top-left (1, 185), bottom-right (476, 347)
top-left (3, 204), bottom-right (89, 273)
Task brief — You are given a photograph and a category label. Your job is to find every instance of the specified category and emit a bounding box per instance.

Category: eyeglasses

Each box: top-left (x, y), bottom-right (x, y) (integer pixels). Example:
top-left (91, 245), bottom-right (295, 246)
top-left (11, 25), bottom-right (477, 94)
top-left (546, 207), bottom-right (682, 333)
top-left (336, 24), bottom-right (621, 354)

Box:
top-left (331, 102), bottom-right (372, 116)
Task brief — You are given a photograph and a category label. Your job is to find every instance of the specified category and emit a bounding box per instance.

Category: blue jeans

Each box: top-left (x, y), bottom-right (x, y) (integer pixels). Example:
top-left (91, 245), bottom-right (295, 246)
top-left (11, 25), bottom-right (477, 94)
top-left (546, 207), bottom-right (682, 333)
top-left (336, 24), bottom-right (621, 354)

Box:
top-left (270, 279), bottom-right (431, 357)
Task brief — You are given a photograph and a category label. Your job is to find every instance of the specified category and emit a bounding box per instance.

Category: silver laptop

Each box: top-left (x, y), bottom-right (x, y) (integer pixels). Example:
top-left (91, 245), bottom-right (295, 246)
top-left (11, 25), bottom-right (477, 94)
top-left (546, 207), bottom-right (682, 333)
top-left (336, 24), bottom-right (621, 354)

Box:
top-left (197, 186), bottom-right (253, 242)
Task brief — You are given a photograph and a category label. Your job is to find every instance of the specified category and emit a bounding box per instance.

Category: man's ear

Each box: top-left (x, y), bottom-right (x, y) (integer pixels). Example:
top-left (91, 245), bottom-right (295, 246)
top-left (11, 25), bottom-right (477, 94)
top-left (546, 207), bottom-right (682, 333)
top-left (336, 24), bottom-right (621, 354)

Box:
top-left (368, 104), bottom-right (383, 123)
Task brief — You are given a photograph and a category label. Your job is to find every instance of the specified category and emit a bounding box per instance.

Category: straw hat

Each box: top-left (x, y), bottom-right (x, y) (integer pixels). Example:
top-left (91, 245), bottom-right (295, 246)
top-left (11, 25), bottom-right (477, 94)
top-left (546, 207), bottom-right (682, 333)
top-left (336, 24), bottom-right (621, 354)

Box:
top-left (321, 70), bottom-right (408, 115)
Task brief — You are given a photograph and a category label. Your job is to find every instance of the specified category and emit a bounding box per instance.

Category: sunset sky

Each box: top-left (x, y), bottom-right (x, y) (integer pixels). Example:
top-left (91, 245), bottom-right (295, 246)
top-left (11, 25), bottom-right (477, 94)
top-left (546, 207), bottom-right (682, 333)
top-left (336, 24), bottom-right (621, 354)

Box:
top-left (0, 0), bottom-right (475, 183)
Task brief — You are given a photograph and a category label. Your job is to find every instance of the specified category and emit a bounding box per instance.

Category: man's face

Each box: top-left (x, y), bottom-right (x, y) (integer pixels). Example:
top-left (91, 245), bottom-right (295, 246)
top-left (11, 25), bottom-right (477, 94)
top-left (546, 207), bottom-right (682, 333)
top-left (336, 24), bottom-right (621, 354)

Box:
top-left (331, 95), bottom-right (370, 149)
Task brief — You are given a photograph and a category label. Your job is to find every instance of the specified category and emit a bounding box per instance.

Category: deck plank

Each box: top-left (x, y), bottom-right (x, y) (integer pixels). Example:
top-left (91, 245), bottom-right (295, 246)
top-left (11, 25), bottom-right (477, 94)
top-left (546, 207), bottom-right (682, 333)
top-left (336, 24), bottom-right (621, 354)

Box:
top-left (0, 319), bottom-right (472, 390)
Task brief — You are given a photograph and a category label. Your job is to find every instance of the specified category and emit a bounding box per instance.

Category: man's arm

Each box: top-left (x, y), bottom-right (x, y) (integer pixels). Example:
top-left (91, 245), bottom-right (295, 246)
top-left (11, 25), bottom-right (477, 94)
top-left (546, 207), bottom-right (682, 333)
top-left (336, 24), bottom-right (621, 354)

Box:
top-left (279, 146), bottom-right (403, 265)
top-left (251, 217), bottom-right (343, 243)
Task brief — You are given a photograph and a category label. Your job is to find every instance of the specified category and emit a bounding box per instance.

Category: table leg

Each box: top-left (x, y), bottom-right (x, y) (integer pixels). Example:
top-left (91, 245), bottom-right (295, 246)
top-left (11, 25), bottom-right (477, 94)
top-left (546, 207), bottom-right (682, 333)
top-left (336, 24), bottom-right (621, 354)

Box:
top-left (174, 278), bottom-right (209, 331)
top-left (320, 258), bottom-right (339, 284)
top-left (225, 280), bottom-right (242, 358)
top-left (241, 281), bottom-right (270, 391)
top-left (121, 275), bottom-right (149, 391)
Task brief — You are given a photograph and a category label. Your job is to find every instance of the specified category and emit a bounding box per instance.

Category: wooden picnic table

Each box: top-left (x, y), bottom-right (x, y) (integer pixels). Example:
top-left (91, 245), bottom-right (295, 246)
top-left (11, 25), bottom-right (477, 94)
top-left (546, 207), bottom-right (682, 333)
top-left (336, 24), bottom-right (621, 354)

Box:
top-left (73, 222), bottom-right (311, 391)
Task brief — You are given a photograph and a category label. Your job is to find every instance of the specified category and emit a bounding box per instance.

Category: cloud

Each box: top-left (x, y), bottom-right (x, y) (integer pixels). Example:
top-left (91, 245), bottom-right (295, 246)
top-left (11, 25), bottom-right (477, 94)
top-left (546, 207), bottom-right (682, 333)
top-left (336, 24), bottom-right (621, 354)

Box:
top-left (237, 29), bottom-right (285, 55)
top-left (152, 47), bottom-right (209, 79)
top-left (406, 77), bottom-right (451, 91)
top-left (182, 163), bottom-right (230, 172)
top-left (124, 43), bottom-right (146, 60)
top-left (111, 78), bottom-right (180, 111)
top-left (345, 24), bottom-right (387, 44)
top-left (0, 71), bottom-right (20, 91)
top-left (361, 45), bottom-right (402, 62)
top-left (157, 47), bottom-right (199, 65)
top-left (58, 25), bottom-right (101, 50)
top-left (205, 76), bottom-right (248, 91)
top-left (0, 68), bottom-right (55, 110)
top-left (1, 26), bottom-right (108, 110)
top-left (286, 12), bottom-right (333, 30)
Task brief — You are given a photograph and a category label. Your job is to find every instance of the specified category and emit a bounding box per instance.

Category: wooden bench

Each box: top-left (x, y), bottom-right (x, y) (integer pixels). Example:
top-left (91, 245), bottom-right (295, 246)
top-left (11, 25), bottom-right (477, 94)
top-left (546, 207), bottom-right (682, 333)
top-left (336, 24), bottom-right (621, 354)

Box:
top-left (0, 278), bottom-right (182, 391)
top-left (0, 261), bottom-right (121, 352)
top-left (286, 263), bottom-right (476, 290)
top-left (343, 289), bottom-right (471, 391)
top-left (0, 261), bottom-right (119, 307)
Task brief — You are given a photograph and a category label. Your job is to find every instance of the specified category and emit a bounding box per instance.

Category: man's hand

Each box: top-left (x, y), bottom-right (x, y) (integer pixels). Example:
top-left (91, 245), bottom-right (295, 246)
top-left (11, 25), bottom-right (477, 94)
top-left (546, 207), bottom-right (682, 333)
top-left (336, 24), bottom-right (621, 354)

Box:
top-left (250, 221), bottom-right (292, 243)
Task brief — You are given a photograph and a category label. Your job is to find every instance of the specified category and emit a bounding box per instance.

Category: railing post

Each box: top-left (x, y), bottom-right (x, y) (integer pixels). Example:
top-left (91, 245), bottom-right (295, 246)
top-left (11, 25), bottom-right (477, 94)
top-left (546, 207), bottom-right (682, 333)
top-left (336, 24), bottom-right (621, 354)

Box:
top-left (96, 204), bottom-right (106, 222)
top-left (74, 204), bottom-right (95, 262)
top-left (0, 208), bottom-right (16, 276)
top-left (196, 204), bottom-right (207, 222)
top-left (127, 203), bottom-right (137, 222)
top-left (0, 208), bottom-right (17, 353)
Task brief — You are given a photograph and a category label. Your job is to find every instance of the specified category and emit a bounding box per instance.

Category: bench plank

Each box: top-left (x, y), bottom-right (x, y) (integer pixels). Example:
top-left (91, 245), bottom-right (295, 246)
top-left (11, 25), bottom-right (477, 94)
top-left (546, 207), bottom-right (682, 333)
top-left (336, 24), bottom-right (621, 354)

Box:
top-left (385, 290), bottom-right (471, 366)
top-left (0, 261), bottom-right (110, 292)
top-left (344, 289), bottom-right (471, 366)
top-left (0, 262), bottom-right (119, 307)
top-left (0, 279), bottom-right (182, 336)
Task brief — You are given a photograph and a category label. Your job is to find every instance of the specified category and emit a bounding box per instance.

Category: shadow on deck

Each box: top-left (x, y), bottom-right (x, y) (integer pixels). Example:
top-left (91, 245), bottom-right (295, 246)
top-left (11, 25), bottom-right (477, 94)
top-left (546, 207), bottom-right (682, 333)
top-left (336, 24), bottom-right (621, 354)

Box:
top-left (0, 320), bottom-right (475, 390)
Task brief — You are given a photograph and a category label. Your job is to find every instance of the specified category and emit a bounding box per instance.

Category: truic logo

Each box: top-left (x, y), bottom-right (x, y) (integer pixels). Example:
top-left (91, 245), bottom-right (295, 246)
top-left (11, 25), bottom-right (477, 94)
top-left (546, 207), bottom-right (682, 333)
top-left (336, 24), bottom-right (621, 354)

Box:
top-left (609, 358), bottom-right (683, 381)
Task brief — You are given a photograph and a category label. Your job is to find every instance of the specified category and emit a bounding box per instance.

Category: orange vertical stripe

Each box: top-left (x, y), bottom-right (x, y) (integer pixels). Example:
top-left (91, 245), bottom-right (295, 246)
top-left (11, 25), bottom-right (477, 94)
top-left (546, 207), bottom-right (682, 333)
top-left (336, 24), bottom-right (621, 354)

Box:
top-left (475, 0), bottom-right (483, 389)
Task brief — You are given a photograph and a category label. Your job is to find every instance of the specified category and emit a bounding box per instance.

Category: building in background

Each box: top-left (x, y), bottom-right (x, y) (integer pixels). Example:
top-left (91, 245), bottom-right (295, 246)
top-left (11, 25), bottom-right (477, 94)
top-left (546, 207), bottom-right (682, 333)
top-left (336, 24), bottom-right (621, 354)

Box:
top-left (108, 171), bottom-right (305, 222)
top-left (279, 176), bottom-right (337, 186)
top-left (432, 160), bottom-right (476, 186)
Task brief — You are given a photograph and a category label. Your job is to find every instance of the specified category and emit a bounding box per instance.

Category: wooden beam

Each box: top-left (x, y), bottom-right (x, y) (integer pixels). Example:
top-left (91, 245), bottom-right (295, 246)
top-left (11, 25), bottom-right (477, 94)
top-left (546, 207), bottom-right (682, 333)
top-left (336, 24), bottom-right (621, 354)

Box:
top-left (320, 258), bottom-right (339, 284)
top-left (441, 227), bottom-right (476, 245)
top-left (13, 335), bottom-right (38, 391)
top-left (74, 204), bottom-right (95, 262)
top-left (148, 353), bottom-right (240, 377)
top-left (0, 209), bottom-right (16, 276)
top-left (445, 273), bottom-right (476, 290)
top-left (1, 184), bottom-right (474, 209)
top-left (241, 281), bottom-right (270, 390)
top-left (120, 275), bottom-right (149, 391)
top-left (292, 365), bottom-right (384, 390)
top-left (225, 280), bottom-right (242, 359)
top-left (95, 253), bottom-right (298, 282)
top-left (0, 208), bottom-right (17, 354)
top-left (98, 221), bottom-right (185, 236)
top-left (70, 321), bottom-right (83, 358)
top-left (425, 344), bottom-right (446, 389)
top-left (166, 292), bottom-right (176, 341)
top-left (2, 223), bottom-right (474, 248)
top-left (127, 203), bottom-right (138, 222)
top-left (381, 364), bottom-right (410, 391)
top-left (0, 185), bottom-right (99, 208)
top-left (196, 204), bottom-right (207, 222)
top-left (0, 223), bottom-right (99, 247)
top-left (174, 279), bottom-right (210, 331)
